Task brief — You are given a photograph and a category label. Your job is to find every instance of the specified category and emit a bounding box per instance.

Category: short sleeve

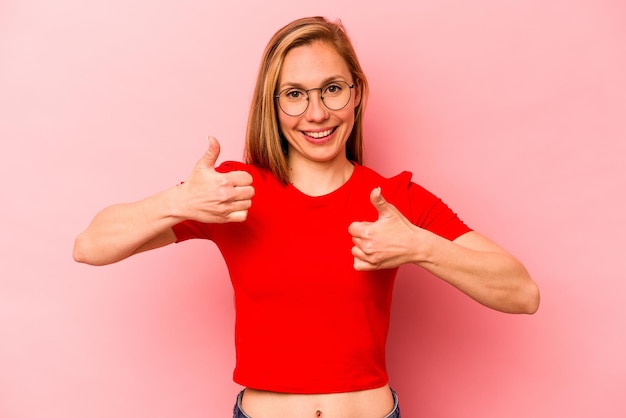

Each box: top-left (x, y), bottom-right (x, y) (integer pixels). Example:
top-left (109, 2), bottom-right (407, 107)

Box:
top-left (172, 219), bottom-right (212, 242)
top-left (407, 182), bottom-right (472, 241)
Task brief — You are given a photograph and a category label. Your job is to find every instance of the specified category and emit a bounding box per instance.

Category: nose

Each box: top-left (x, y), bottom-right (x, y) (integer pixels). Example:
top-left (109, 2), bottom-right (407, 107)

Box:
top-left (305, 89), bottom-right (329, 122)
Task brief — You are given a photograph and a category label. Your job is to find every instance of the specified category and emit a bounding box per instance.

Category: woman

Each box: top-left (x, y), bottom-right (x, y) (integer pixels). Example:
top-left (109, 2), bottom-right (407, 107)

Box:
top-left (74, 16), bottom-right (539, 418)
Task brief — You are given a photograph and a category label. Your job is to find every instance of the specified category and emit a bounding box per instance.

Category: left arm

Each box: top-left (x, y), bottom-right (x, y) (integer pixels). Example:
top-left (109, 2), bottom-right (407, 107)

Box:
top-left (417, 230), bottom-right (539, 314)
top-left (349, 188), bottom-right (540, 314)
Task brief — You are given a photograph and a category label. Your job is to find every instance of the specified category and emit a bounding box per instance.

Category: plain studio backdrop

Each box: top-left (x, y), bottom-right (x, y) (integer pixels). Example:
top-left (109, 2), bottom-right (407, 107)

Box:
top-left (1, 0), bottom-right (625, 417)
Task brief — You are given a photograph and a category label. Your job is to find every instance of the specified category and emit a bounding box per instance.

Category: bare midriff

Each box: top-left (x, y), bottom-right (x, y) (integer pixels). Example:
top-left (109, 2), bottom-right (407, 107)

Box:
top-left (240, 384), bottom-right (394, 418)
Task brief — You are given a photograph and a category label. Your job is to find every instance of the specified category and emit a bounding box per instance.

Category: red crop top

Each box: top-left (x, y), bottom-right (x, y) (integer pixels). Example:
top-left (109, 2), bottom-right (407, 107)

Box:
top-left (173, 162), bottom-right (471, 393)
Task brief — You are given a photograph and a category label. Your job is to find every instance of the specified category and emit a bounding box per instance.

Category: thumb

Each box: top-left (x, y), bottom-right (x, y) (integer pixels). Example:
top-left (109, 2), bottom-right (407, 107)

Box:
top-left (370, 187), bottom-right (391, 218)
top-left (197, 136), bottom-right (221, 169)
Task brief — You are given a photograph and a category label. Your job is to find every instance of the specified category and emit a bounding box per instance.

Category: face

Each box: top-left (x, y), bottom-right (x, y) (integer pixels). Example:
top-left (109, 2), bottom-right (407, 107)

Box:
top-left (276, 41), bottom-right (360, 168)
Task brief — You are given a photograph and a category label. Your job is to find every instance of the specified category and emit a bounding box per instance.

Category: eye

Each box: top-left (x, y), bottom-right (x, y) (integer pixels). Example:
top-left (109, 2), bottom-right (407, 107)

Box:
top-left (323, 83), bottom-right (343, 95)
top-left (284, 89), bottom-right (306, 100)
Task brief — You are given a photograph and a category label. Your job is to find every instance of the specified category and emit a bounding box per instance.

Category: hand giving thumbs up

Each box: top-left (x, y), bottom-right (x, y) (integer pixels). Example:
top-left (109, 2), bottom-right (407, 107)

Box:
top-left (348, 187), bottom-right (421, 271)
top-left (178, 136), bottom-right (254, 223)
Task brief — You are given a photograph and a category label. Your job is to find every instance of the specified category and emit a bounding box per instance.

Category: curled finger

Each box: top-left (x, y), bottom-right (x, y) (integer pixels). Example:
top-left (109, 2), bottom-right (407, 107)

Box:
top-left (225, 209), bottom-right (249, 223)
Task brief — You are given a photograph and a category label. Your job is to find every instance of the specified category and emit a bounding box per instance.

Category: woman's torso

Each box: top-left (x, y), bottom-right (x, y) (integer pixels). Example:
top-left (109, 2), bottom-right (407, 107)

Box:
top-left (240, 384), bottom-right (395, 418)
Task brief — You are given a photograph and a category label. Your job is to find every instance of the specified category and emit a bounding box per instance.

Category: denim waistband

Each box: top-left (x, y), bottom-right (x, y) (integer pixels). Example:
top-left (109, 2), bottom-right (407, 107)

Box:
top-left (233, 388), bottom-right (401, 418)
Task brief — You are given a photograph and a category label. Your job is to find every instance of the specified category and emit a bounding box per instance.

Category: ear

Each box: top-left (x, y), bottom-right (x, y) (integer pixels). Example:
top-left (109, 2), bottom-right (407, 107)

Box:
top-left (353, 81), bottom-right (362, 108)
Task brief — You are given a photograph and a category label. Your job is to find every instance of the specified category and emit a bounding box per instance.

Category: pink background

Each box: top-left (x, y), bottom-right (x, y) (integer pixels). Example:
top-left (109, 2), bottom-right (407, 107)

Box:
top-left (2, 0), bottom-right (625, 417)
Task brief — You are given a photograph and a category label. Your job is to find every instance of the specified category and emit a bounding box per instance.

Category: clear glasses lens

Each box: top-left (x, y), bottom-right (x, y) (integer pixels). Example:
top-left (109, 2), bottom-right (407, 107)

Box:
top-left (277, 81), bottom-right (353, 116)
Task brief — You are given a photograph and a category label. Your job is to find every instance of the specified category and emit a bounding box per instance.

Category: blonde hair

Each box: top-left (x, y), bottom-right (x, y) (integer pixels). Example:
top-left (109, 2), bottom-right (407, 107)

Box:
top-left (244, 16), bottom-right (369, 184)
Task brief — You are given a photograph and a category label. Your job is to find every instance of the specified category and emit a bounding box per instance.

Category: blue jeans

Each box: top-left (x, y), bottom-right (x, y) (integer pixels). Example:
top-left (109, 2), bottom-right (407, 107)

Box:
top-left (233, 388), bottom-right (401, 418)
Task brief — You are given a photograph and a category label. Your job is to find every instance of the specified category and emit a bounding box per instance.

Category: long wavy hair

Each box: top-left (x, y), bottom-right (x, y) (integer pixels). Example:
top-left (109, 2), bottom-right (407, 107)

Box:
top-left (244, 16), bottom-right (369, 184)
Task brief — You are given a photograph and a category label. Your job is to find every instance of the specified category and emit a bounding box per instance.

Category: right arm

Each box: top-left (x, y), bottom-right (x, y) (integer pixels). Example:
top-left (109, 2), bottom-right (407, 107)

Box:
top-left (73, 137), bottom-right (254, 266)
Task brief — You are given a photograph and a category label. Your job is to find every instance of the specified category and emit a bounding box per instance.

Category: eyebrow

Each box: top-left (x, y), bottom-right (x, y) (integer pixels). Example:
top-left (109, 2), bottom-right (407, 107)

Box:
top-left (278, 75), bottom-right (352, 90)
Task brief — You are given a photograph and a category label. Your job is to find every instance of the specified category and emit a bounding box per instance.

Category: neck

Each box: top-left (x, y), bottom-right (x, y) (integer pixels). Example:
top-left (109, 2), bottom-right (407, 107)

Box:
top-left (288, 157), bottom-right (354, 197)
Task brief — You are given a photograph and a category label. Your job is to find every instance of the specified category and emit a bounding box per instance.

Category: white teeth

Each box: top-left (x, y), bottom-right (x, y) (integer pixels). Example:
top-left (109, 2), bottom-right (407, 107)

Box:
top-left (305, 129), bottom-right (333, 139)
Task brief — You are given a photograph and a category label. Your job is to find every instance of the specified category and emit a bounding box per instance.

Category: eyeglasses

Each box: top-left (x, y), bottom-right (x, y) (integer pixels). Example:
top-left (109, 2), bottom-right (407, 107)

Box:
top-left (275, 80), bottom-right (355, 116)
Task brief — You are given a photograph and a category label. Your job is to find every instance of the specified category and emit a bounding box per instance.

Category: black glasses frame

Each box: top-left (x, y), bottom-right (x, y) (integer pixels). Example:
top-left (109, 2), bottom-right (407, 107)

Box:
top-left (274, 81), bottom-right (355, 116)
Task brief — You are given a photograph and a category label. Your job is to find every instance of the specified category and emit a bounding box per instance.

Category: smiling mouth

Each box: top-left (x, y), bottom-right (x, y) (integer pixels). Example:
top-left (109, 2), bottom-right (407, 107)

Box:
top-left (303, 128), bottom-right (335, 139)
